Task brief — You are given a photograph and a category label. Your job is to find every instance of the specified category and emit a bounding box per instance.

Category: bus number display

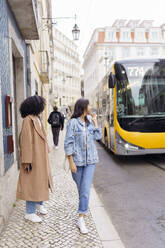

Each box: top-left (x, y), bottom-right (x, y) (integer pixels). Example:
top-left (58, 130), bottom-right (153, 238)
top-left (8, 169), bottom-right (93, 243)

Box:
top-left (127, 66), bottom-right (145, 77)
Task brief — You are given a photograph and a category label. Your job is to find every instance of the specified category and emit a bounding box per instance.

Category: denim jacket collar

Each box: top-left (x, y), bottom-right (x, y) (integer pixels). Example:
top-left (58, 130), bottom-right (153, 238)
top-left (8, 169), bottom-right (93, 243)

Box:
top-left (64, 116), bottom-right (102, 166)
top-left (77, 117), bottom-right (86, 126)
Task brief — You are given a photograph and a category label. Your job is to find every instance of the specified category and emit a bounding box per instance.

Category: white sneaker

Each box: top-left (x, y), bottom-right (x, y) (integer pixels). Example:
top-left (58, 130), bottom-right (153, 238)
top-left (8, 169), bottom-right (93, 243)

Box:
top-left (55, 146), bottom-right (59, 149)
top-left (77, 217), bottom-right (88, 234)
top-left (37, 205), bottom-right (48, 215)
top-left (24, 213), bottom-right (42, 223)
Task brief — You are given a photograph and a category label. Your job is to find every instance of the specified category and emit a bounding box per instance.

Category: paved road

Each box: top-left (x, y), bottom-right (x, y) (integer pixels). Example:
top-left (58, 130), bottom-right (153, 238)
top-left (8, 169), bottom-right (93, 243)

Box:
top-left (93, 142), bottom-right (165, 248)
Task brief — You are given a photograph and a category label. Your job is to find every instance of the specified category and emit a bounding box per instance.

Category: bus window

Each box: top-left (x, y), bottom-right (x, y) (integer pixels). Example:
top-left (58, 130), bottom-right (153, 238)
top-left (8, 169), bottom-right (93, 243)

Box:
top-left (115, 60), bottom-right (165, 132)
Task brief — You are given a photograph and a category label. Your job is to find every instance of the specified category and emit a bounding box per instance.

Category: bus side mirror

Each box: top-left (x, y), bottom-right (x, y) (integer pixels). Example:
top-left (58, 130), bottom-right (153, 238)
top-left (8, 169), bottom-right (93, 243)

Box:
top-left (108, 72), bottom-right (116, 88)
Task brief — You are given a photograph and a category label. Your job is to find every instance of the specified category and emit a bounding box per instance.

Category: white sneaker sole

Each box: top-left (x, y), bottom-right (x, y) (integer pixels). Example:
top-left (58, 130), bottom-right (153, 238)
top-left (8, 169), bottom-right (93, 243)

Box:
top-left (77, 224), bottom-right (88, 234)
top-left (24, 216), bottom-right (42, 223)
top-left (37, 211), bottom-right (48, 215)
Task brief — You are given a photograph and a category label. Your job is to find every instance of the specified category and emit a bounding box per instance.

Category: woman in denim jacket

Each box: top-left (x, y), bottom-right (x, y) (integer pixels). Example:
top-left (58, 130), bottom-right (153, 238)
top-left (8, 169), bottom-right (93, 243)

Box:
top-left (64, 98), bottom-right (102, 234)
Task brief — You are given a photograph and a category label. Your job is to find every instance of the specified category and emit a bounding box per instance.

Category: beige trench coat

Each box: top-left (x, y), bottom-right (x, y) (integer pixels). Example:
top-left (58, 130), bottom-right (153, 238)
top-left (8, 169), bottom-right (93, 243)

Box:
top-left (16, 115), bottom-right (54, 201)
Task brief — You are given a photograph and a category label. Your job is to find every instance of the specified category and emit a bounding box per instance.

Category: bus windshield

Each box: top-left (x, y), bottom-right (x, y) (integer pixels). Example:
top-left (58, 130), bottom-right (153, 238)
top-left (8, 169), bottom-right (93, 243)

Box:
top-left (115, 60), bottom-right (165, 132)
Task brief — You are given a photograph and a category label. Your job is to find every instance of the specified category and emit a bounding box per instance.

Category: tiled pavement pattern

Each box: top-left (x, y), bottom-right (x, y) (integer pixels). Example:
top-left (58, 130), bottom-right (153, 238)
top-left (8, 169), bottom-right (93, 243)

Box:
top-left (0, 131), bottom-right (103, 248)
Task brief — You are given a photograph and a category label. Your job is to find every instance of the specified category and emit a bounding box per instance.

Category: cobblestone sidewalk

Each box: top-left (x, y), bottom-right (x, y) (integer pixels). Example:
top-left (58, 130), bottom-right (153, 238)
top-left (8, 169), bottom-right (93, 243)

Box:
top-left (0, 131), bottom-right (103, 248)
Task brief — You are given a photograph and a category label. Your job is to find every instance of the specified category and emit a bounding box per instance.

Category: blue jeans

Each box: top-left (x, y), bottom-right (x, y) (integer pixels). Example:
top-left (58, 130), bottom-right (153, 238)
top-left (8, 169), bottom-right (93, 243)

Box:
top-left (72, 164), bottom-right (95, 214)
top-left (26, 201), bottom-right (43, 214)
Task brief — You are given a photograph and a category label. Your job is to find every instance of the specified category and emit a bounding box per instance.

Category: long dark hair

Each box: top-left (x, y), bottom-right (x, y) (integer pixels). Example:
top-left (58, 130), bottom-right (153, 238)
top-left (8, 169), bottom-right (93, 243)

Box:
top-left (20, 95), bottom-right (46, 118)
top-left (71, 98), bottom-right (90, 125)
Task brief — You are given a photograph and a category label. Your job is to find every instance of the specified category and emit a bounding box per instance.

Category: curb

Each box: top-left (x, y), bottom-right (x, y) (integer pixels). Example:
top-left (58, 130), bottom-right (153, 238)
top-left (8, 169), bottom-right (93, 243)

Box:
top-left (89, 187), bottom-right (126, 248)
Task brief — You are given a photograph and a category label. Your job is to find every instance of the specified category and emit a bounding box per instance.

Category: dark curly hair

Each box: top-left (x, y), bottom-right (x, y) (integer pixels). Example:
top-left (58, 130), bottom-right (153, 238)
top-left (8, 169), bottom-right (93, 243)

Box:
top-left (20, 95), bottom-right (46, 118)
top-left (71, 98), bottom-right (90, 125)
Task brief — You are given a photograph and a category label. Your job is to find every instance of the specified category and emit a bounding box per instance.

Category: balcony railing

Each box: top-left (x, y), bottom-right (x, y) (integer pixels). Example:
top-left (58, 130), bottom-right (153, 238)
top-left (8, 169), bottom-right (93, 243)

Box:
top-left (40, 51), bottom-right (49, 84)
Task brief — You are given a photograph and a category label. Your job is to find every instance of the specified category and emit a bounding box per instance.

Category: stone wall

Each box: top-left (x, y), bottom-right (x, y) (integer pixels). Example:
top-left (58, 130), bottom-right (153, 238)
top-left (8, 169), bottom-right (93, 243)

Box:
top-left (0, 0), bottom-right (28, 232)
top-left (0, 0), bottom-right (14, 172)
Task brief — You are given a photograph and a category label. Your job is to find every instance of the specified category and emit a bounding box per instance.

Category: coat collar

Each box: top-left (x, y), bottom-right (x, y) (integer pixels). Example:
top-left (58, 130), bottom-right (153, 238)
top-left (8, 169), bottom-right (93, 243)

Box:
top-left (28, 115), bottom-right (46, 141)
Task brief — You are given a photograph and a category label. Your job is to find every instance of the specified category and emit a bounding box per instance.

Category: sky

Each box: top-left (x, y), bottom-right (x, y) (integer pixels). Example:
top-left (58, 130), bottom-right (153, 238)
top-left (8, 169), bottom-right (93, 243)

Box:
top-left (52, 0), bottom-right (165, 60)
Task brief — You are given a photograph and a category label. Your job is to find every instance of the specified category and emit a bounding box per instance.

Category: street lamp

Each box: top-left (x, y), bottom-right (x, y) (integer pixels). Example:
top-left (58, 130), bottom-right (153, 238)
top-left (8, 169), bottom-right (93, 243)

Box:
top-left (72, 24), bottom-right (80, 41)
top-left (42, 14), bottom-right (80, 41)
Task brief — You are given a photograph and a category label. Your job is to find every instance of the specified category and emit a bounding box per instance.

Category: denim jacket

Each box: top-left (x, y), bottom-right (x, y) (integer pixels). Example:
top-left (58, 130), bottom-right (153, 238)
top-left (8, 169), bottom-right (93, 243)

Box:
top-left (64, 116), bottom-right (102, 166)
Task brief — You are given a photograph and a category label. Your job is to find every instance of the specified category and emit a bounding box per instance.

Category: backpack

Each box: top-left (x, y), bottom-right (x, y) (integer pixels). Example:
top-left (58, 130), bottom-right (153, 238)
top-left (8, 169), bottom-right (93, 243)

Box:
top-left (51, 112), bottom-right (60, 127)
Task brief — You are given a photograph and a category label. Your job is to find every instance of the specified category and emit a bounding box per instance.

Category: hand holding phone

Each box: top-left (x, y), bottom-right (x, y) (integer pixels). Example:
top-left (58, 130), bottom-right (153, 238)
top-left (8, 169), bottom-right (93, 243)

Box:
top-left (23, 163), bottom-right (32, 173)
top-left (90, 112), bottom-right (98, 127)
top-left (90, 112), bottom-right (97, 120)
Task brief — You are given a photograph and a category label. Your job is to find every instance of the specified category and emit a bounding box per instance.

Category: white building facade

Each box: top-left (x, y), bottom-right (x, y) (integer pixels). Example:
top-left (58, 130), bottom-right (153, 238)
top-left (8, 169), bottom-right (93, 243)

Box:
top-left (52, 28), bottom-right (81, 108)
top-left (83, 20), bottom-right (165, 99)
top-left (26, 0), bottom-right (54, 131)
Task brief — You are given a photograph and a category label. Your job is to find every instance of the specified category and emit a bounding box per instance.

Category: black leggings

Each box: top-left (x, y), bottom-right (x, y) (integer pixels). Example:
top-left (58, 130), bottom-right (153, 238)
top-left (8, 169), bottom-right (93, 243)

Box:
top-left (52, 127), bottom-right (60, 146)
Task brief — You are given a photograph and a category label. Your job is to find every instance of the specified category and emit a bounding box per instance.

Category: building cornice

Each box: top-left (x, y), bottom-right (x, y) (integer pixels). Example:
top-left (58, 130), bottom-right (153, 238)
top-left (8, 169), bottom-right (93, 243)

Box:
top-left (95, 41), bottom-right (165, 46)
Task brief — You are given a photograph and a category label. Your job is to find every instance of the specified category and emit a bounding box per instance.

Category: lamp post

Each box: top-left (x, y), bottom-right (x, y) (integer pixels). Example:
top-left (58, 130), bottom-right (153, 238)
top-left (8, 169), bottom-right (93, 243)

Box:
top-left (42, 14), bottom-right (80, 41)
top-left (104, 51), bottom-right (113, 73)
top-left (104, 51), bottom-right (109, 73)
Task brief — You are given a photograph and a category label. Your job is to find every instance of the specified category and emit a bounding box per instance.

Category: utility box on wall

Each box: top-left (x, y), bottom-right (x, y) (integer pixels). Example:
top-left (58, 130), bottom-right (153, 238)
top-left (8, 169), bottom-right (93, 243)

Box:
top-left (5, 95), bottom-right (14, 154)
top-left (7, 135), bottom-right (14, 154)
top-left (5, 95), bottom-right (12, 128)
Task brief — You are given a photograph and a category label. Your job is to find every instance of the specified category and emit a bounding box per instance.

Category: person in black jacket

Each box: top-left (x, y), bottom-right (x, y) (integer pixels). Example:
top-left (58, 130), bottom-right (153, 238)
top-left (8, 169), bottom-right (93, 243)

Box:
top-left (48, 106), bottom-right (64, 149)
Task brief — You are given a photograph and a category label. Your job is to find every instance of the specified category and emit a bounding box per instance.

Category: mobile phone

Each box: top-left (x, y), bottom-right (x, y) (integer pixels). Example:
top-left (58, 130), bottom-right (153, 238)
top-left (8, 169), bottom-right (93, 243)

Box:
top-left (91, 112), bottom-right (97, 117)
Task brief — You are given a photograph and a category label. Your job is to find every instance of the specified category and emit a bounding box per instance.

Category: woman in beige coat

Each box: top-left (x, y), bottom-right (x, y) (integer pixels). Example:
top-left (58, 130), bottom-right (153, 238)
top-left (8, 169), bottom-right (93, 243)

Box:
top-left (16, 95), bottom-right (54, 223)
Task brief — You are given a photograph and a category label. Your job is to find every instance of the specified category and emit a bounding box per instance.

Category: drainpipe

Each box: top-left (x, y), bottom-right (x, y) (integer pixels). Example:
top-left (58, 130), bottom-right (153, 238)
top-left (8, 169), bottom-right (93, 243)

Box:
top-left (26, 43), bottom-right (32, 96)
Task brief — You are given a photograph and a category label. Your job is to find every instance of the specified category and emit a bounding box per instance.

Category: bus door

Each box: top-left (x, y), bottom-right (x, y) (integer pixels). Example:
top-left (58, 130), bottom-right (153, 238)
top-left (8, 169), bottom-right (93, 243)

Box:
top-left (109, 89), bottom-right (115, 151)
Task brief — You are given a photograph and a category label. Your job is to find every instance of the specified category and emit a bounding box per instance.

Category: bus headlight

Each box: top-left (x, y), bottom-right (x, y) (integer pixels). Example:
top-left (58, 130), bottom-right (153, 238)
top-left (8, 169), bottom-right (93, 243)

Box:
top-left (116, 132), bottom-right (143, 151)
top-left (124, 143), bottom-right (139, 150)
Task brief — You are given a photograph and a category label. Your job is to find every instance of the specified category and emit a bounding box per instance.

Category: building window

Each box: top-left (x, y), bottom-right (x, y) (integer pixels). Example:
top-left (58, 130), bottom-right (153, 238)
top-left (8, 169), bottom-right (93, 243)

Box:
top-left (137, 47), bottom-right (144, 56)
top-left (121, 31), bottom-right (131, 42)
top-left (135, 31), bottom-right (145, 42)
top-left (122, 47), bottom-right (129, 58)
top-left (151, 32), bottom-right (158, 40)
top-left (120, 29), bottom-right (131, 42)
top-left (123, 32), bottom-right (129, 40)
top-left (149, 30), bottom-right (160, 42)
top-left (106, 30), bottom-right (116, 42)
top-left (150, 47), bottom-right (158, 56)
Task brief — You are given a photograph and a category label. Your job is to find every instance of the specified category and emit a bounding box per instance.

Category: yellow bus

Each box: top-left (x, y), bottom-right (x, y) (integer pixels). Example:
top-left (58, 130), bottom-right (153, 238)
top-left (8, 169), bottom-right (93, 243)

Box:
top-left (93, 58), bottom-right (165, 155)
